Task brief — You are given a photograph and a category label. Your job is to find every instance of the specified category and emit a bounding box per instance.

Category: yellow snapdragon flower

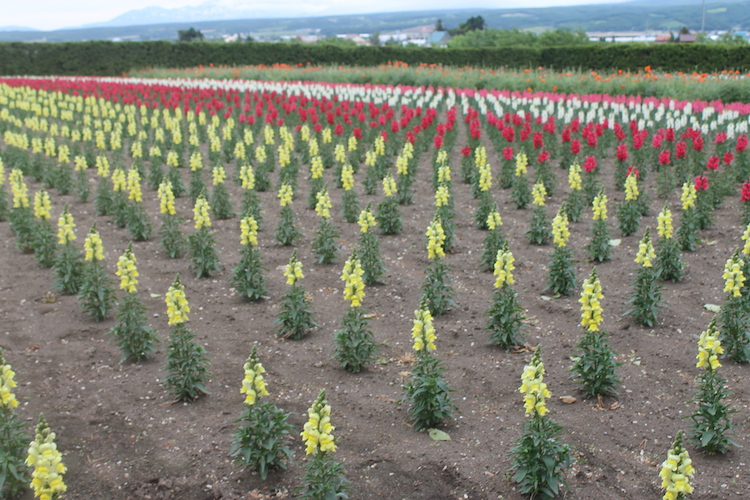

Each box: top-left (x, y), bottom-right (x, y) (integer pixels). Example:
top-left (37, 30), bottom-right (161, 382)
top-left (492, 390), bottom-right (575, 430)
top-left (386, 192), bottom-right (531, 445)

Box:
top-left (239, 164), bottom-right (255, 190)
top-left (681, 182), bottom-right (697, 210)
top-left (341, 252), bottom-right (365, 307)
top-left (659, 431), bottom-right (694, 500)
top-left (0, 349), bottom-right (19, 410)
top-left (341, 163), bottom-right (354, 191)
top-left (493, 246), bottom-right (515, 288)
top-left (519, 347), bottom-right (550, 417)
top-left (552, 208), bottom-right (570, 248)
top-left (531, 182), bottom-right (547, 206)
top-left (301, 390), bottom-right (336, 455)
top-left (127, 168), bottom-right (142, 202)
top-left (412, 304), bottom-right (436, 353)
top-left (57, 206), bottom-right (76, 245)
top-left (515, 152), bottom-right (528, 176)
top-left (284, 250), bottom-right (304, 285)
top-left (624, 172), bottom-right (639, 201)
top-left (10, 168), bottom-right (29, 208)
top-left (568, 162), bottom-right (582, 191)
top-left (240, 215), bottom-right (258, 247)
top-left (657, 204), bottom-right (674, 239)
top-left (696, 317), bottom-right (723, 371)
top-left (579, 268), bottom-right (604, 332)
top-left (426, 218), bottom-right (446, 260)
top-left (382, 174), bottom-right (397, 197)
top-left (635, 228), bottom-right (656, 268)
top-left (165, 274), bottom-right (190, 325)
top-left (240, 346), bottom-right (269, 406)
top-left (278, 183), bottom-right (293, 207)
top-left (26, 414), bottom-right (67, 500)
top-left (358, 206), bottom-right (376, 233)
top-left (212, 165), bottom-right (226, 185)
top-left (592, 191), bottom-right (608, 221)
top-left (193, 195), bottom-right (212, 230)
top-left (722, 250), bottom-right (745, 298)
top-left (84, 224), bottom-right (105, 262)
top-left (315, 188), bottom-right (332, 219)
top-left (33, 188), bottom-right (52, 220)
top-left (157, 180), bottom-right (176, 215)
top-left (435, 185), bottom-right (450, 207)
top-left (115, 244), bottom-right (139, 293)
top-left (487, 210), bottom-right (502, 231)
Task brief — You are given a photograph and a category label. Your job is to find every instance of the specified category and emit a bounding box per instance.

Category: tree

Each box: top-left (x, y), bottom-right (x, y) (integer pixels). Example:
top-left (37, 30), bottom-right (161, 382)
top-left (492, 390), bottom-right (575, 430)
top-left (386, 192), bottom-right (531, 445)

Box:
top-left (436, 19), bottom-right (445, 32)
top-left (449, 15), bottom-right (486, 36)
top-left (370, 31), bottom-right (381, 47)
top-left (178, 27), bottom-right (204, 42)
top-left (537, 28), bottom-right (589, 46)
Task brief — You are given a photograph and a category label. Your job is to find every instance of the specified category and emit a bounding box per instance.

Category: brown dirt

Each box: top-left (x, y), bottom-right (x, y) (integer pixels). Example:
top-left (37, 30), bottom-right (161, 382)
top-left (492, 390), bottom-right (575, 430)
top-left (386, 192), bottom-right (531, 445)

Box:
top-left (2, 137), bottom-right (750, 500)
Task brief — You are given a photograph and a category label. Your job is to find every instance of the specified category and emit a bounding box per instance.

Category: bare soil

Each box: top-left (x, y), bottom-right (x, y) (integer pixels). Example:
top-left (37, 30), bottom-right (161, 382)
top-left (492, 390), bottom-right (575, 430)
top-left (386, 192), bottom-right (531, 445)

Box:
top-left (2, 136), bottom-right (750, 500)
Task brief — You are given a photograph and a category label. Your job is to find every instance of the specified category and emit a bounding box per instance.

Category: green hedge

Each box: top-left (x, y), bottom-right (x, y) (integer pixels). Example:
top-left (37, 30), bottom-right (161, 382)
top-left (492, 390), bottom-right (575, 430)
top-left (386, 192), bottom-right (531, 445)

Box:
top-left (1, 41), bottom-right (749, 76)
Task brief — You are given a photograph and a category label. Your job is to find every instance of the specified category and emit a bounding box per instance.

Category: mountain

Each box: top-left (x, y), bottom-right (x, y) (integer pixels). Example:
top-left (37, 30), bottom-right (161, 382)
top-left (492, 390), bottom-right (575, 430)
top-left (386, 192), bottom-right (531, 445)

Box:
top-left (0, 26), bottom-right (38, 32)
top-left (0, 0), bottom-right (748, 43)
top-left (85, 0), bottom-right (337, 28)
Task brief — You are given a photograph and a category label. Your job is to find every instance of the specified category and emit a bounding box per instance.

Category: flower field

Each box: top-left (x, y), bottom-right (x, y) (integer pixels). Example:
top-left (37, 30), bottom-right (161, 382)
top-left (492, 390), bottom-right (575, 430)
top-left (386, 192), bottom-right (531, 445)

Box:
top-left (1, 75), bottom-right (750, 499)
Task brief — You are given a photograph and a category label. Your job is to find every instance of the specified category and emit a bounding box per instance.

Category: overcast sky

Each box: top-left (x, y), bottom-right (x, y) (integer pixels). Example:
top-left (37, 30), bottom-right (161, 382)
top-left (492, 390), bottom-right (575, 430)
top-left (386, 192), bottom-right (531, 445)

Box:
top-left (4, 0), bottom-right (626, 31)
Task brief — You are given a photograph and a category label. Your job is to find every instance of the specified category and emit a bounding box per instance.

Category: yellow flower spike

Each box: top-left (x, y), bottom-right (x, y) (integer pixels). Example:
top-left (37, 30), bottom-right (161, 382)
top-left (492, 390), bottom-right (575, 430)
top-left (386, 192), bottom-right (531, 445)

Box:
top-left (742, 223), bottom-right (750, 257)
top-left (83, 224), bottom-right (104, 262)
top-left (9, 168), bottom-right (29, 208)
top-left (531, 182), bottom-right (547, 206)
top-left (659, 431), bottom-right (694, 500)
top-left (382, 174), bottom-right (397, 197)
top-left (193, 195), bottom-right (212, 230)
top-left (0, 348), bottom-right (20, 410)
top-left (624, 172), bottom-right (639, 201)
top-left (115, 243), bottom-right (139, 293)
top-left (657, 204), bottom-right (674, 239)
top-left (27, 414), bottom-right (67, 500)
top-left (240, 215), bottom-right (258, 247)
top-left (374, 136), bottom-right (385, 156)
top-left (240, 346), bottom-right (270, 406)
top-left (515, 152), bottom-right (528, 176)
top-left (487, 210), bottom-right (502, 230)
top-left (518, 347), bottom-right (549, 418)
top-left (315, 188), bottom-right (332, 219)
top-left (341, 251), bottom-right (365, 307)
top-left (166, 150), bottom-right (180, 167)
top-left (301, 390), bottom-right (337, 456)
top-left (635, 228), bottom-right (656, 268)
top-left (478, 162), bottom-right (492, 192)
top-left (33, 188), bottom-right (52, 220)
top-left (310, 156), bottom-right (324, 179)
top-left (95, 155), bottom-right (110, 177)
top-left (334, 143), bottom-right (346, 164)
top-left (308, 138), bottom-right (319, 158)
top-left (127, 168), bottom-right (142, 202)
top-left (111, 168), bottom-right (127, 193)
top-left (592, 191), bottom-right (608, 221)
top-left (579, 268), bottom-right (604, 332)
top-left (436, 149), bottom-right (448, 167)
top-left (722, 250), bottom-right (745, 298)
top-left (73, 155), bottom-right (88, 172)
top-left (57, 206), bottom-right (76, 245)
top-left (426, 217), bottom-right (446, 260)
top-left (239, 164), bottom-right (255, 190)
top-left (696, 316), bottom-right (723, 370)
top-left (189, 151), bottom-right (204, 171)
top-left (437, 164), bottom-right (451, 184)
top-left (157, 180), bottom-right (176, 215)
top-left (341, 163), bottom-right (354, 191)
top-left (681, 182), bottom-right (697, 210)
top-left (435, 185), bottom-right (450, 207)
top-left (358, 205), bottom-right (376, 233)
top-left (412, 304), bottom-right (436, 353)
top-left (284, 250), bottom-right (304, 286)
top-left (278, 183), bottom-right (293, 207)
top-left (493, 245), bottom-right (515, 288)
top-left (212, 165), bottom-right (226, 185)
top-left (552, 208), bottom-right (570, 248)
top-left (568, 162), bottom-right (582, 191)
top-left (347, 134), bottom-right (357, 152)
top-left (165, 273), bottom-right (190, 325)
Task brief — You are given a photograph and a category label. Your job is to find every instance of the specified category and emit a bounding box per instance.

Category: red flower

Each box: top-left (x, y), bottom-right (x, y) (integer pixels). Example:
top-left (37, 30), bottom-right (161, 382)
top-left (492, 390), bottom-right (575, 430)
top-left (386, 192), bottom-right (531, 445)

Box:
top-left (715, 132), bottom-right (727, 145)
top-left (502, 147), bottom-right (514, 160)
top-left (616, 143), bottom-right (628, 161)
top-left (741, 182), bottom-right (750, 202)
top-left (461, 146), bottom-right (472, 157)
top-left (675, 141), bottom-right (687, 159)
top-left (537, 150), bottom-right (550, 163)
top-left (353, 127), bottom-right (362, 140)
top-left (583, 156), bottom-right (597, 173)
top-left (652, 134), bottom-right (663, 149)
top-left (692, 136), bottom-right (704, 152)
top-left (694, 175), bottom-right (708, 191)
top-left (658, 149), bottom-right (671, 165)
top-left (533, 131), bottom-right (544, 149)
top-left (737, 134), bottom-right (748, 153)
top-left (570, 139), bottom-right (581, 156)
top-left (706, 156), bottom-right (720, 170)
top-left (724, 152), bottom-right (734, 165)
top-left (433, 135), bottom-right (443, 149)
top-left (627, 166), bottom-right (639, 178)
top-left (334, 123), bottom-right (344, 135)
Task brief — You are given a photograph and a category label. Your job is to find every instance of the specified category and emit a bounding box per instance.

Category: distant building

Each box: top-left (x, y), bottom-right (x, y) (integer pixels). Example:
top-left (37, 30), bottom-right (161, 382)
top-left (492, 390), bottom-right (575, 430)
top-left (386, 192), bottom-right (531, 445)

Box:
top-left (426, 31), bottom-right (451, 47)
top-left (678, 33), bottom-right (697, 43)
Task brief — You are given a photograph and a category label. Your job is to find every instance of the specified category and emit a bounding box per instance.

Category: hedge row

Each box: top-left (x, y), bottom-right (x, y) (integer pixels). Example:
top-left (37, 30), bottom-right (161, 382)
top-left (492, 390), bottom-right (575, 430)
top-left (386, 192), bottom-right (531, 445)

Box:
top-left (1, 41), bottom-right (749, 77)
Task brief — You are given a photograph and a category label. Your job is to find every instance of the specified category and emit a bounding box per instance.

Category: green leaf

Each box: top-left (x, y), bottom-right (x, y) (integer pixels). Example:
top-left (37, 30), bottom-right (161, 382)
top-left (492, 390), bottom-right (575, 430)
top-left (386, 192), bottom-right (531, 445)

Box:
top-left (428, 428), bottom-right (451, 441)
